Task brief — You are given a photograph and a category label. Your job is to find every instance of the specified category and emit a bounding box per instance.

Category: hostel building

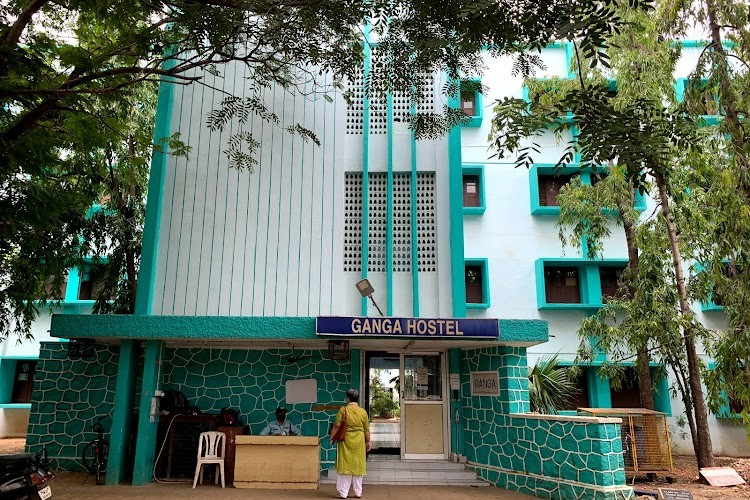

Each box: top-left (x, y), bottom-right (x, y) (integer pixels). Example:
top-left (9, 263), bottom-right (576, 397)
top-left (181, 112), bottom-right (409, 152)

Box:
top-left (24, 40), bottom-right (749, 498)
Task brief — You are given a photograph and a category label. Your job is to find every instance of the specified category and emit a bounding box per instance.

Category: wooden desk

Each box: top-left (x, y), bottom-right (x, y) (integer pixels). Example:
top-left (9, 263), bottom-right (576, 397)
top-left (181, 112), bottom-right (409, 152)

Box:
top-left (233, 436), bottom-right (320, 490)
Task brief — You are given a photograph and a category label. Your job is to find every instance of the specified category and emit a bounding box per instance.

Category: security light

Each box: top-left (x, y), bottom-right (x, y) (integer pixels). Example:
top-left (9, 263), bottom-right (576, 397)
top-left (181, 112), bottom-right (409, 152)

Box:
top-left (355, 279), bottom-right (384, 317)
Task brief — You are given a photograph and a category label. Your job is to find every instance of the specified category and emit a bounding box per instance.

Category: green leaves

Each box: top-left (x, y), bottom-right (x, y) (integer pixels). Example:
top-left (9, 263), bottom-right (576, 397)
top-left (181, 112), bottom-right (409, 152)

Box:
top-left (528, 354), bottom-right (579, 414)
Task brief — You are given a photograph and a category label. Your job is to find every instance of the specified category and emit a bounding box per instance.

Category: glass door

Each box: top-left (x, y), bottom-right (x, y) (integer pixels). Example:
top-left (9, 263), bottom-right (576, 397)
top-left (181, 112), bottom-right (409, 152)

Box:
top-left (400, 353), bottom-right (448, 459)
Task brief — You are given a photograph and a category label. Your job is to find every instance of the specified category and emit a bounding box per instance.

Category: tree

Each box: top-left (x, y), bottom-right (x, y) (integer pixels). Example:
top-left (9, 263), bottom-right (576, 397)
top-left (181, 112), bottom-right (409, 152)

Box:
top-left (1, 0), bottom-right (654, 340)
top-left (487, 1), bottom-right (750, 467)
top-left (528, 354), bottom-right (578, 414)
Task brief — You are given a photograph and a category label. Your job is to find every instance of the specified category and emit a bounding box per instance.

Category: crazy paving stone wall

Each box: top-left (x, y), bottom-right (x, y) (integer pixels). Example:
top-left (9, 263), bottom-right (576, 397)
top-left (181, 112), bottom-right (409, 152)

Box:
top-left (461, 346), bottom-right (632, 500)
top-left (162, 347), bottom-right (351, 469)
top-left (26, 342), bottom-right (120, 471)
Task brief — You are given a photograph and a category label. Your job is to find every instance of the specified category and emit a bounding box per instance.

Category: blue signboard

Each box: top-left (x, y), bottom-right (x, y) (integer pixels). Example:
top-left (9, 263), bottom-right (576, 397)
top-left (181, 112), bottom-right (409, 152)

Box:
top-left (316, 316), bottom-right (499, 339)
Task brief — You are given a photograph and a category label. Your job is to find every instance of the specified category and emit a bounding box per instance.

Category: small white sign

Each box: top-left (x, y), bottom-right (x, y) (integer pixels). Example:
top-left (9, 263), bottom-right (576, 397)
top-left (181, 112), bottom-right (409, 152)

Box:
top-left (416, 367), bottom-right (429, 385)
top-left (450, 374), bottom-right (460, 391)
top-left (470, 371), bottom-right (500, 396)
top-left (285, 378), bottom-right (318, 404)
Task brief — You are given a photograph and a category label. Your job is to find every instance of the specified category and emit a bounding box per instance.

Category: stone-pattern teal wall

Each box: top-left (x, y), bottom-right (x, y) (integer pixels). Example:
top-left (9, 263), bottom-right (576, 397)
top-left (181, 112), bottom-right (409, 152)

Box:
top-left (162, 347), bottom-right (351, 469)
top-left (25, 342), bottom-right (120, 471)
top-left (462, 346), bottom-right (633, 500)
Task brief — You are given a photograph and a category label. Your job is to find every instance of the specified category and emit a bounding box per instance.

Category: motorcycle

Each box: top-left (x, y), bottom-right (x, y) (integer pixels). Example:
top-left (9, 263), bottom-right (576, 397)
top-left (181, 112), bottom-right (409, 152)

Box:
top-left (0, 449), bottom-right (55, 500)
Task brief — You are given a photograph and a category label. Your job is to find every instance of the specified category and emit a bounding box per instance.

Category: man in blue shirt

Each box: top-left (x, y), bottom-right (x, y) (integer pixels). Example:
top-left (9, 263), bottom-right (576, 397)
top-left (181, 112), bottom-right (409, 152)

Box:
top-left (259, 406), bottom-right (300, 436)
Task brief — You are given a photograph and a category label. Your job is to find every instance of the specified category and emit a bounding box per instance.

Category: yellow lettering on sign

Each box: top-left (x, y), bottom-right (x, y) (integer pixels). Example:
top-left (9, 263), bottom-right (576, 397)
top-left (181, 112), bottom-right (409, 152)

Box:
top-left (371, 319), bottom-right (381, 334)
top-left (416, 320), bottom-right (427, 335)
top-left (382, 320), bottom-right (392, 334)
top-left (392, 320), bottom-right (402, 334)
top-left (456, 321), bottom-right (464, 336)
top-left (361, 320), bottom-right (371, 333)
top-left (427, 320), bottom-right (436, 335)
top-left (407, 320), bottom-right (417, 334)
top-left (445, 320), bottom-right (454, 335)
top-left (352, 318), bottom-right (361, 334)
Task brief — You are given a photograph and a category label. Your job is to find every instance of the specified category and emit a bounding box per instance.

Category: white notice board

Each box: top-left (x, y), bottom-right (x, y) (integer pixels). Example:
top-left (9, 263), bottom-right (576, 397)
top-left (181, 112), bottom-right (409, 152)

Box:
top-left (285, 379), bottom-right (318, 404)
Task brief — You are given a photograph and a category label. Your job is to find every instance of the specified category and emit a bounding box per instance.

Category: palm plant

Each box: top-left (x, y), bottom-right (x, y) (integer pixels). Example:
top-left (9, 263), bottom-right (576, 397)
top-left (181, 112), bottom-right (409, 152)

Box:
top-left (528, 354), bottom-right (579, 414)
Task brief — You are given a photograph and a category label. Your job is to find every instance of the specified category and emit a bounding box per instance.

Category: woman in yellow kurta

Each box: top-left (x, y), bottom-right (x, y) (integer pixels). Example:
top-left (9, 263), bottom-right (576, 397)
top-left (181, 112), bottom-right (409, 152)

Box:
top-left (330, 389), bottom-right (371, 499)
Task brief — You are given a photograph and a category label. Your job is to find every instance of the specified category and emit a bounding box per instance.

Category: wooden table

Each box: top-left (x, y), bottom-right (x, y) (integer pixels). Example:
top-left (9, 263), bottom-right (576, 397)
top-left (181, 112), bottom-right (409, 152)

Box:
top-left (233, 435), bottom-right (320, 490)
top-left (216, 426), bottom-right (245, 485)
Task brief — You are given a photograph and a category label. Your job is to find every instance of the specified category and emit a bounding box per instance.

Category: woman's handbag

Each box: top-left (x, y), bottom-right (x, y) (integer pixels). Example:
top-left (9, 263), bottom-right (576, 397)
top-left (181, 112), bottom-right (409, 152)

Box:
top-left (330, 406), bottom-right (348, 442)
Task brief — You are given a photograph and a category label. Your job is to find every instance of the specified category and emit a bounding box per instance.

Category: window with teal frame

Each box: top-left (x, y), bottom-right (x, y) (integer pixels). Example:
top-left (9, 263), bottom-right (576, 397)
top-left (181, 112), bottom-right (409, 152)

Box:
top-left (0, 356), bottom-right (38, 409)
top-left (530, 164), bottom-right (647, 215)
top-left (465, 258), bottom-right (490, 309)
top-left (694, 260), bottom-right (729, 312)
top-left (676, 77), bottom-right (721, 126)
top-left (459, 79), bottom-right (482, 127)
top-left (707, 362), bottom-right (744, 419)
top-left (462, 165), bottom-right (485, 215)
top-left (535, 258), bottom-right (628, 310)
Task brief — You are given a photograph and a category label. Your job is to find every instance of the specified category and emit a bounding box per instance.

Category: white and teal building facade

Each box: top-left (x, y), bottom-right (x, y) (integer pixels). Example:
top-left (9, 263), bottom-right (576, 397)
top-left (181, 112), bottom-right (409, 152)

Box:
top-left (24, 41), bottom-right (747, 499)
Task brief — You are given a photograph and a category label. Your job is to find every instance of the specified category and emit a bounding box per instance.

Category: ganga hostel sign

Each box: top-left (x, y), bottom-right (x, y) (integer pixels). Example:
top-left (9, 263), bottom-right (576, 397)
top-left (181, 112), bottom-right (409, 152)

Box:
top-left (316, 316), bottom-right (499, 339)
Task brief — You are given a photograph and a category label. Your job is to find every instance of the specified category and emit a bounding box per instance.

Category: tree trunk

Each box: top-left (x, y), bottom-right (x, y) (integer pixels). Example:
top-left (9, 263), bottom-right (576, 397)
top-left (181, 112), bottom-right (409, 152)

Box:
top-left (653, 171), bottom-right (715, 468)
top-left (621, 182), bottom-right (655, 410)
top-left (706, 0), bottom-right (750, 199)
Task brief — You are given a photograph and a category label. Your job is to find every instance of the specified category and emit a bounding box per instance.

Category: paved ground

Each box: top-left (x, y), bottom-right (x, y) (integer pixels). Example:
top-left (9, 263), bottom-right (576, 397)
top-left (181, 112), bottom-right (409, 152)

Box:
top-left (370, 421), bottom-right (400, 450)
top-left (50, 472), bottom-right (533, 500)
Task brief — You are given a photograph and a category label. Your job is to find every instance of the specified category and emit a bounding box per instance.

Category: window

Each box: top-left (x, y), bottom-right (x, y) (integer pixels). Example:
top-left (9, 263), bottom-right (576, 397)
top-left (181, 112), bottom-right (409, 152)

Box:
top-left (458, 79), bottom-right (482, 127)
top-left (462, 165), bottom-right (485, 215)
top-left (544, 266), bottom-right (581, 304)
top-left (610, 367), bottom-right (642, 408)
top-left (464, 259), bottom-right (490, 309)
top-left (11, 361), bottom-right (37, 404)
top-left (599, 266), bottom-right (626, 302)
top-left (538, 174), bottom-right (576, 207)
top-left (561, 368), bottom-right (590, 411)
top-left (463, 175), bottom-right (480, 207)
top-left (728, 395), bottom-right (744, 415)
top-left (676, 77), bottom-right (721, 124)
top-left (536, 258), bottom-right (629, 310)
top-left (43, 275), bottom-right (68, 299)
top-left (78, 264), bottom-right (107, 300)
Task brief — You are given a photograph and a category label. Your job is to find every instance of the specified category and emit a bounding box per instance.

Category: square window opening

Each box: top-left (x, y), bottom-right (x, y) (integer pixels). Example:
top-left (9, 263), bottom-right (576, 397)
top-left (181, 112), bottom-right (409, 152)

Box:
top-left (544, 266), bottom-right (581, 304)
top-left (78, 264), bottom-right (108, 301)
top-left (465, 265), bottom-right (484, 304)
top-left (11, 360), bottom-right (37, 404)
top-left (538, 174), bottom-right (577, 207)
top-left (463, 175), bottom-right (480, 207)
top-left (600, 266), bottom-right (626, 302)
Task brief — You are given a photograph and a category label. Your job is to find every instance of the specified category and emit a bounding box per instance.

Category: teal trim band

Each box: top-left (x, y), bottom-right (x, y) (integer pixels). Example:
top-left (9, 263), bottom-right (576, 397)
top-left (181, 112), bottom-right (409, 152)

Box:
top-left (50, 315), bottom-right (550, 345)
top-left (132, 340), bottom-right (163, 485)
top-left (386, 91), bottom-right (394, 316)
top-left (465, 258), bottom-right (490, 309)
top-left (410, 101), bottom-right (420, 316)
top-left (135, 58), bottom-right (177, 315)
top-left (0, 403), bottom-right (31, 409)
top-left (351, 349), bottom-right (361, 396)
top-left (0, 359), bottom-right (15, 403)
top-left (462, 164), bottom-right (486, 215)
top-left (106, 339), bottom-right (139, 485)
top-left (535, 258), bottom-right (628, 310)
top-left (361, 32), bottom-right (371, 316)
top-left (448, 78), bottom-right (467, 317)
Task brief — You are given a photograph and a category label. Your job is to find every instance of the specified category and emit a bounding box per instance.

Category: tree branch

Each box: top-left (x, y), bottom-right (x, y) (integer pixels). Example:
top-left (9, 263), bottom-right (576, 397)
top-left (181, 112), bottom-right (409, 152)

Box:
top-left (2, 0), bottom-right (50, 48)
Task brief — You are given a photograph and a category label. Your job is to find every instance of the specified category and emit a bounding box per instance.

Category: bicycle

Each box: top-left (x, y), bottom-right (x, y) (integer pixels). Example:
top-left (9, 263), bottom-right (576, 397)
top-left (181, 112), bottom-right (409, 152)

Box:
top-left (81, 416), bottom-right (109, 485)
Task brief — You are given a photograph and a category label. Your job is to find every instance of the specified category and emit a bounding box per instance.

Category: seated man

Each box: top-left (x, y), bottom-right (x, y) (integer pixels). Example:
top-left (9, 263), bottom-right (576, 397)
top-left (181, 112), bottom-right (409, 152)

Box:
top-left (259, 406), bottom-right (300, 436)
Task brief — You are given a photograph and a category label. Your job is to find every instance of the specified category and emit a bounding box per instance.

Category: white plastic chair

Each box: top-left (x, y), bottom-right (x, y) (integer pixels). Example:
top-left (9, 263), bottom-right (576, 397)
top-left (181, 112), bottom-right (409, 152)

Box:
top-left (192, 431), bottom-right (226, 488)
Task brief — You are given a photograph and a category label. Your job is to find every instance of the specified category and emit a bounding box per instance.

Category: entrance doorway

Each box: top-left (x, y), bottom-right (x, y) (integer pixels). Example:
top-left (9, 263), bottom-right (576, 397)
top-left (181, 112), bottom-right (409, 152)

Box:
top-left (364, 352), bottom-right (401, 455)
top-left (364, 351), bottom-right (449, 460)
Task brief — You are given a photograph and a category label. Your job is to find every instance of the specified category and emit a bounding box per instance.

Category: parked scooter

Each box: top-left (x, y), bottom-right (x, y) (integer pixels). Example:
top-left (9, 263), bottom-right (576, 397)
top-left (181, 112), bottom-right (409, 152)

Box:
top-left (0, 448), bottom-right (55, 500)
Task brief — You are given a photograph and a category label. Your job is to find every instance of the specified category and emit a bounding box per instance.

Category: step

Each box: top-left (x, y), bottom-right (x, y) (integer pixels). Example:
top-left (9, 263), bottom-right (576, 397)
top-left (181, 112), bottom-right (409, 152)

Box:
top-left (321, 463), bottom-right (490, 487)
top-left (366, 460), bottom-right (467, 471)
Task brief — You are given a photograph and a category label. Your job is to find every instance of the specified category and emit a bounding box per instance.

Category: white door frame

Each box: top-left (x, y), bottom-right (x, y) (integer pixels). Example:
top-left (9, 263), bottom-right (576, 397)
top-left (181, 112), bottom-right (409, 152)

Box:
top-left (399, 351), bottom-right (449, 460)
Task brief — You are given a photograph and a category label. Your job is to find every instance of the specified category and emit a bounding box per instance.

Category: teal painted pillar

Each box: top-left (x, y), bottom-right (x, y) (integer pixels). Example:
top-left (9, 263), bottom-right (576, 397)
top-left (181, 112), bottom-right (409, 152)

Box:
top-left (447, 82), bottom-right (466, 317)
top-left (351, 349), bottom-right (362, 395)
top-left (582, 263), bottom-right (601, 306)
top-left (106, 340), bottom-right (139, 485)
top-left (652, 369), bottom-right (672, 416)
top-left (132, 340), bottom-right (163, 486)
top-left (587, 367), bottom-right (612, 408)
top-left (448, 349), bottom-right (464, 456)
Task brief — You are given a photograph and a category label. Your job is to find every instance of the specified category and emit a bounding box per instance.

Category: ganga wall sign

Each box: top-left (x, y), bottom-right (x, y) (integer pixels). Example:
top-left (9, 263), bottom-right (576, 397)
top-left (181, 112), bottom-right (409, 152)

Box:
top-left (470, 371), bottom-right (500, 396)
top-left (316, 316), bottom-right (499, 339)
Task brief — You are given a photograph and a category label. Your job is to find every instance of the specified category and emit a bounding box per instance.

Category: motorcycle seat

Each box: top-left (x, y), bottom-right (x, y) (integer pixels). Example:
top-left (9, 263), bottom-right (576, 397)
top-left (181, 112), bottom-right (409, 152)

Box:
top-left (0, 453), bottom-right (34, 463)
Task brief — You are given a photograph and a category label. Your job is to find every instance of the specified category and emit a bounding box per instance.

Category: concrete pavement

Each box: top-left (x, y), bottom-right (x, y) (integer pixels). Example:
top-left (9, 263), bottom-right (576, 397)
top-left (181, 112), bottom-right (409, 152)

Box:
top-left (51, 472), bottom-right (534, 499)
